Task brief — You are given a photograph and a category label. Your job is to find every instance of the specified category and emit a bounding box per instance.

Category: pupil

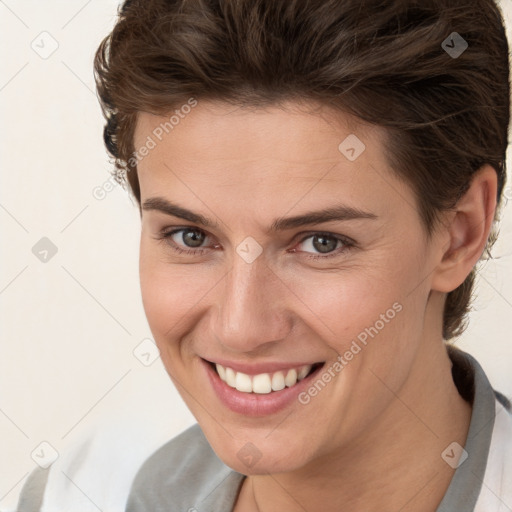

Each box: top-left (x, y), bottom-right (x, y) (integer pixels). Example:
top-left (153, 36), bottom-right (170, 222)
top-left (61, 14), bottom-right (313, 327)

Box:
top-left (313, 235), bottom-right (336, 254)
top-left (184, 229), bottom-right (204, 248)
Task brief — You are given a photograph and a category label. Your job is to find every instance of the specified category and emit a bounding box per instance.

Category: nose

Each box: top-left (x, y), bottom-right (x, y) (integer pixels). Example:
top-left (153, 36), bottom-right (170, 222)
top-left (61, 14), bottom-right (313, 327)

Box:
top-left (211, 250), bottom-right (293, 354)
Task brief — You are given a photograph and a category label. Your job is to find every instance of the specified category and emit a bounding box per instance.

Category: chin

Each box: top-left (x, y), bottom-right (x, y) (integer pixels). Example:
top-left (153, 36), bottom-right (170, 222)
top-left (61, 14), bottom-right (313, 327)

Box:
top-left (223, 451), bottom-right (307, 476)
top-left (206, 428), bottom-right (314, 475)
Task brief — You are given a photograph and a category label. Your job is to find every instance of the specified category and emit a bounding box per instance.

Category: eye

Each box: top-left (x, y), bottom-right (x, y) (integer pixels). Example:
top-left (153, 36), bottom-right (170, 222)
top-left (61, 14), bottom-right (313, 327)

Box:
top-left (293, 232), bottom-right (353, 260)
top-left (155, 227), bottom-right (353, 260)
top-left (156, 227), bottom-right (213, 256)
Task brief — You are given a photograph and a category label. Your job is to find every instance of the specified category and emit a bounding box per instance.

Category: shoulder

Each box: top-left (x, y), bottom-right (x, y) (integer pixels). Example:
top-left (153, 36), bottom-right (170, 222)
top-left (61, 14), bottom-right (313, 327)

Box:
top-left (126, 423), bottom-right (244, 512)
top-left (15, 411), bottom-right (184, 512)
top-left (475, 398), bottom-right (512, 510)
top-left (446, 347), bottom-right (512, 511)
top-left (128, 423), bottom-right (217, 490)
top-left (16, 466), bottom-right (50, 512)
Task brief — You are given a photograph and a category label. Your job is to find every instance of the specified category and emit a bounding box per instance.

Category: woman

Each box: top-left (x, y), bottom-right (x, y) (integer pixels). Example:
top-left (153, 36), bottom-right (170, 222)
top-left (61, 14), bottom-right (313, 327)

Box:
top-left (17, 0), bottom-right (512, 510)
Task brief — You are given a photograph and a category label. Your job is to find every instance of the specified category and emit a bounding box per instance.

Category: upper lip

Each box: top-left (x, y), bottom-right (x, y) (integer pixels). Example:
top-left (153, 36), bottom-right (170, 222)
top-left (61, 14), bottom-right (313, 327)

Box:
top-left (202, 357), bottom-right (323, 375)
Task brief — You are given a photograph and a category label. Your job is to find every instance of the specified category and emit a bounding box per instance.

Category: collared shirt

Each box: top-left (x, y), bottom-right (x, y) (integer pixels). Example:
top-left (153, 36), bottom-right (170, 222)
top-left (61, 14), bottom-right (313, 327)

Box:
top-left (16, 347), bottom-right (512, 511)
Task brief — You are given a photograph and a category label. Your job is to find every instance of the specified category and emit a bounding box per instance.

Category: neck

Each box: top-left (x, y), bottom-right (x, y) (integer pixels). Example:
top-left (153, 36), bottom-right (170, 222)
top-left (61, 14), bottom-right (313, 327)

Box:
top-left (236, 327), bottom-right (472, 512)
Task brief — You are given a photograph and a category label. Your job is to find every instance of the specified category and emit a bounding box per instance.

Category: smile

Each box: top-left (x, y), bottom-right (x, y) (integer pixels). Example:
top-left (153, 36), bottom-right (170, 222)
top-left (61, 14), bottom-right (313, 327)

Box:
top-left (214, 362), bottom-right (318, 393)
top-left (202, 358), bottom-right (325, 416)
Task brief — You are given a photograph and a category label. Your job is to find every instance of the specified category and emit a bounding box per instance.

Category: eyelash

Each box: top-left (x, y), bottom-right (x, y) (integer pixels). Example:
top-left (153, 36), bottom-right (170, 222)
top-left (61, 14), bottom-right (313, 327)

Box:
top-left (155, 227), bottom-right (354, 261)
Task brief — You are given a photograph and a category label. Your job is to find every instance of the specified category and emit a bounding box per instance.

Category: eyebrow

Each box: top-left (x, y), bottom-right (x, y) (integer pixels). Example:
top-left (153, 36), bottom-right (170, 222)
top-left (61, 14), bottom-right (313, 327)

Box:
top-left (142, 197), bottom-right (377, 232)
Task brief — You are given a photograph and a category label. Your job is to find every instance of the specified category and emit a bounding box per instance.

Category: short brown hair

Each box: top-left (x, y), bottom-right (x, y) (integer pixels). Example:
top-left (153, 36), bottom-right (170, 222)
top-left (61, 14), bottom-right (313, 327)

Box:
top-left (94, 0), bottom-right (510, 340)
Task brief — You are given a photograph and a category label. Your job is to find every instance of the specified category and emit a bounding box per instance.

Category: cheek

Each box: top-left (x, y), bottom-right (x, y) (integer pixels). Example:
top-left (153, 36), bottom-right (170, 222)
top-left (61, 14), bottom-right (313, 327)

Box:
top-left (291, 254), bottom-right (428, 377)
top-left (139, 239), bottom-right (194, 342)
top-left (285, 261), bottom-right (406, 339)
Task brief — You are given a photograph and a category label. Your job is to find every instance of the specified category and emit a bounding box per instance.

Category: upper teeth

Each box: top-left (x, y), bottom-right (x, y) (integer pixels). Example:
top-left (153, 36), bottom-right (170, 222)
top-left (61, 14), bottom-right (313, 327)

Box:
top-left (215, 363), bottom-right (312, 394)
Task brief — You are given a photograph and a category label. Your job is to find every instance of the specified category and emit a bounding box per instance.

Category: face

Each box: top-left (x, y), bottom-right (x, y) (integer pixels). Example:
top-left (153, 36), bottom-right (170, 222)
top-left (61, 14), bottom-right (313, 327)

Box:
top-left (136, 100), bottom-right (445, 475)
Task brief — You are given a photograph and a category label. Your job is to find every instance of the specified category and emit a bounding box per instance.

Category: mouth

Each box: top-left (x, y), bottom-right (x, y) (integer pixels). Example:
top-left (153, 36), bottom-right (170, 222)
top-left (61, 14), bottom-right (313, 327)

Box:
top-left (201, 358), bottom-right (326, 416)
top-left (207, 360), bottom-right (325, 394)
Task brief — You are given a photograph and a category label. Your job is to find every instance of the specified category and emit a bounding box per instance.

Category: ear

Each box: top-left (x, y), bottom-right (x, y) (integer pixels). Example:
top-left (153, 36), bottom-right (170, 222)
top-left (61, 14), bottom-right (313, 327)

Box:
top-left (431, 164), bottom-right (497, 293)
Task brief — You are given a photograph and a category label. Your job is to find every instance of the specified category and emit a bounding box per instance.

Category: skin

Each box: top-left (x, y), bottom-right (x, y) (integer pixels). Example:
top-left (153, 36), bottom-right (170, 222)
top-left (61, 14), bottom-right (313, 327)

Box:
top-left (135, 99), bottom-right (497, 512)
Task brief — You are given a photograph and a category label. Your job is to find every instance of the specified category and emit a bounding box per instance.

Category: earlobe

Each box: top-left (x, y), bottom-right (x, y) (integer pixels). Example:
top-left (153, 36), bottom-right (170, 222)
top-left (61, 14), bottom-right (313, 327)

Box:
top-left (431, 164), bottom-right (497, 293)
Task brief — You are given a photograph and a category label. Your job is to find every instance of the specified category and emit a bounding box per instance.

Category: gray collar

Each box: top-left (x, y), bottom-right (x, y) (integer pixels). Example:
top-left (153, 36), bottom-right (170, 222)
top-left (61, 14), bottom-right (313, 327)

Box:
top-left (436, 346), bottom-right (504, 511)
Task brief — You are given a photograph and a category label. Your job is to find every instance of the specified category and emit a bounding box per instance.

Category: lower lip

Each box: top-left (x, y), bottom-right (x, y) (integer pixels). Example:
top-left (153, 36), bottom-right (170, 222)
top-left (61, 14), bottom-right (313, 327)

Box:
top-left (202, 359), bottom-right (324, 417)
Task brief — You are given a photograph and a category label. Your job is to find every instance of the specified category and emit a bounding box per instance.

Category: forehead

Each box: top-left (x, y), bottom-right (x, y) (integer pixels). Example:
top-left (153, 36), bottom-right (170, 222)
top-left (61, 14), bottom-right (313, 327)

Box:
top-left (133, 100), bottom-right (415, 222)
top-left (134, 99), bottom-right (380, 164)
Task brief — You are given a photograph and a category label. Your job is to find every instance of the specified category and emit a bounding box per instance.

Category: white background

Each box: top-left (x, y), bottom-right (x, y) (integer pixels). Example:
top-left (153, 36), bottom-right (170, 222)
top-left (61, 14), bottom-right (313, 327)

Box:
top-left (1, 1), bottom-right (511, 509)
